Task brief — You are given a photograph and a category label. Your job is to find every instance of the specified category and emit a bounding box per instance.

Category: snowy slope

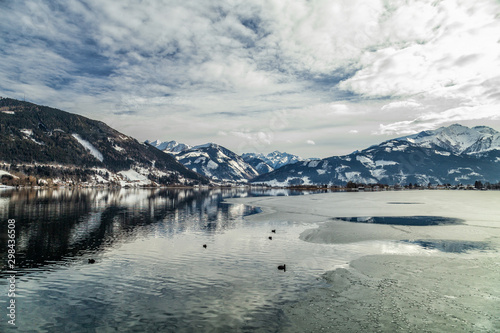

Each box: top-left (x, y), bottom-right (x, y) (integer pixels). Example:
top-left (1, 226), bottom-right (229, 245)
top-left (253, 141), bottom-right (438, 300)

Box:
top-left (72, 134), bottom-right (104, 162)
top-left (396, 124), bottom-right (500, 155)
top-left (175, 143), bottom-right (259, 182)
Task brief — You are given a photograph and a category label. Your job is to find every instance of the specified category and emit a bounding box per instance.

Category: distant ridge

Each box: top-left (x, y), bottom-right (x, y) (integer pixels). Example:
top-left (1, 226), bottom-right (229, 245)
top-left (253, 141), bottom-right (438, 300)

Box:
top-left (251, 124), bottom-right (500, 186)
top-left (146, 139), bottom-right (192, 154)
top-left (147, 141), bottom-right (259, 182)
top-left (146, 139), bottom-right (311, 181)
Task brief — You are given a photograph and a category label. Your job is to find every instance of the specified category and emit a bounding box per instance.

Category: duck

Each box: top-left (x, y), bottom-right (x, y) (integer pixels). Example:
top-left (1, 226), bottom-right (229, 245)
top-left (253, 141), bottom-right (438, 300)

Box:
top-left (277, 264), bottom-right (286, 271)
top-left (203, 244), bottom-right (207, 249)
top-left (271, 229), bottom-right (276, 233)
top-left (268, 236), bottom-right (273, 240)
top-left (88, 259), bottom-right (95, 264)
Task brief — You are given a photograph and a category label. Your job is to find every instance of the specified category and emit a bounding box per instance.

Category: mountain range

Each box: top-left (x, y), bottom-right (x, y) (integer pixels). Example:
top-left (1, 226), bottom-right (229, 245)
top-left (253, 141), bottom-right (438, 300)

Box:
top-left (2, 98), bottom-right (499, 187)
top-left (147, 139), bottom-right (306, 182)
top-left (251, 124), bottom-right (500, 186)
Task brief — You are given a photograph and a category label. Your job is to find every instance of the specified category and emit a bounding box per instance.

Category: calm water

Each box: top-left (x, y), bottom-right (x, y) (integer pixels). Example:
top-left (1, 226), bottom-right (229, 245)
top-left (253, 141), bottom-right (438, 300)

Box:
top-left (0, 188), bottom-right (437, 332)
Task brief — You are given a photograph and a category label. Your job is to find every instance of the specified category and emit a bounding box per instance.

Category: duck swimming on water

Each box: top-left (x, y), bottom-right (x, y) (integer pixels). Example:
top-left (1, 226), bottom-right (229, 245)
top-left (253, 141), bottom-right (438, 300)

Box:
top-left (88, 259), bottom-right (95, 264)
top-left (277, 264), bottom-right (286, 271)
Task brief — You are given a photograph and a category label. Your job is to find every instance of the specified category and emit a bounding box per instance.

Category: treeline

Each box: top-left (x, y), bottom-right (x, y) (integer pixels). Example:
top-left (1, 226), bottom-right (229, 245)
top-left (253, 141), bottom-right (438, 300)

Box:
top-left (0, 164), bottom-right (200, 187)
top-left (0, 165), bottom-right (110, 186)
top-left (266, 180), bottom-right (500, 190)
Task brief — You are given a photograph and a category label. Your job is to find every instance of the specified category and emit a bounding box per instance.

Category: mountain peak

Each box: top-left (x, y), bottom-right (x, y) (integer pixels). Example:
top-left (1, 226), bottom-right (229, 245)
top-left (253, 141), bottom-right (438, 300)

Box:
top-left (194, 142), bottom-right (219, 149)
top-left (396, 124), bottom-right (500, 155)
top-left (148, 140), bottom-right (192, 153)
top-left (173, 142), bottom-right (258, 182)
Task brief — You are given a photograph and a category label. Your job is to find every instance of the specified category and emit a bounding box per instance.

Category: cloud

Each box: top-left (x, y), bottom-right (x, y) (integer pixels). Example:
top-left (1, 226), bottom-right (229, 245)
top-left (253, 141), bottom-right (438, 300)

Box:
top-left (306, 140), bottom-right (315, 145)
top-left (1, 0), bottom-right (500, 158)
top-left (339, 0), bottom-right (500, 102)
top-left (377, 104), bottom-right (500, 135)
top-left (381, 100), bottom-right (422, 111)
top-left (349, 130), bottom-right (359, 134)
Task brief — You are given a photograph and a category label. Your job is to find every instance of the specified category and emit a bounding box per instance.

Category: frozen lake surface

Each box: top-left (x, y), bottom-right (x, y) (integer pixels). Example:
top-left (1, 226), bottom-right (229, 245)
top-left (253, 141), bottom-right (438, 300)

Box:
top-left (228, 190), bottom-right (500, 332)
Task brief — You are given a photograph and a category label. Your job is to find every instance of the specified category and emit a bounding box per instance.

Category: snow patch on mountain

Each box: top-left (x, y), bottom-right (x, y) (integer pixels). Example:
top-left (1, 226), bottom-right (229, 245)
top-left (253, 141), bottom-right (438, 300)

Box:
top-left (206, 160), bottom-right (218, 170)
top-left (0, 170), bottom-right (17, 179)
top-left (375, 160), bottom-right (398, 167)
top-left (118, 169), bottom-right (149, 182)
top-left (370, 169), bottom-right (387, 179)
top-left (434, 150), bottom-right (451, 156)
top-left (335, 165), bottom-right (350, 172)
top-left (72, 134), bottom-right (104, 162)
top-left (356, 155), bottom-right (375, 168)
top-left (20, 129), bottom-right (33, 136)
top-left (307, 160), bottom-right (320, 168)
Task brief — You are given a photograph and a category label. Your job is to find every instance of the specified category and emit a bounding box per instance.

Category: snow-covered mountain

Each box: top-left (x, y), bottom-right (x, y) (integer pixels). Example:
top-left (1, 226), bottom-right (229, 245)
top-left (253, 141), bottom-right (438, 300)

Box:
top-left (146, 139), bottom-right (306, 179)
top-left (240, 154), bottom-right (275, 174)
top-left (251, 124), bottom-right (500, 186)
top-left (0, 98), bottom-right (208, 186)
top-left (395, 124), bottom-right (500, 155)
top-left (146, 140), bottom-right (192, 154)
top-left (173, 143), bottom-right (259, 183)
top-left (241, 151), bottom-right (304, 170)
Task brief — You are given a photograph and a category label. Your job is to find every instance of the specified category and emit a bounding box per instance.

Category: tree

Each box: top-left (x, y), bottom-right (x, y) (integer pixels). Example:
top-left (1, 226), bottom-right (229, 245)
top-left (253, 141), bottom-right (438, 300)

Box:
top-left (346, 181), bottom-right (357, 189)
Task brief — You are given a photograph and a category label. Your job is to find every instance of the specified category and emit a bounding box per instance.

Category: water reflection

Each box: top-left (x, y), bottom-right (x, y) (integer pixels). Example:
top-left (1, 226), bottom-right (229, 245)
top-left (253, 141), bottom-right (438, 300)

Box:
top-left (0, 188), bottom-right (261, 275)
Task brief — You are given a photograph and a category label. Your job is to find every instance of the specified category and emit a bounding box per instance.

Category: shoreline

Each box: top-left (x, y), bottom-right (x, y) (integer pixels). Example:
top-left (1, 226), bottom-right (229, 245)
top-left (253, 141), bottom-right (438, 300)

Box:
top-left (226, 191), bottom-right (500, 332)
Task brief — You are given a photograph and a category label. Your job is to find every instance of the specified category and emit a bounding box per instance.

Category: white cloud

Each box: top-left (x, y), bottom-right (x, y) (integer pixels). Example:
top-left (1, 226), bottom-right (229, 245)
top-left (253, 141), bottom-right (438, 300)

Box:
top-left (378, 104), bottom-right (500, 135)
top-left (1, 0), bottom-right (500, 158)
top-left (340, 0), bottom-right (500, 102)
top-left (381, 100), bottom-right (422, 111)
top-left (306, 140), bottom-right (315, 145)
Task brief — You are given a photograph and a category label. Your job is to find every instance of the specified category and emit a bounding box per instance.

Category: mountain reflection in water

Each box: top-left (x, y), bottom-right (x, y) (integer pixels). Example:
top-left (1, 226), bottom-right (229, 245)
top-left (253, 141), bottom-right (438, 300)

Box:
top-left (0, 188), bottom-right (265, 274)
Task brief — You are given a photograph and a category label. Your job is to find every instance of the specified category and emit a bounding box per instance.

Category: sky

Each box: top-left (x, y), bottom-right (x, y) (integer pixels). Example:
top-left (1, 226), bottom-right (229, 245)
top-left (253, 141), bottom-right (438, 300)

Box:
top-left (1, 0), bottom-right (500, 158)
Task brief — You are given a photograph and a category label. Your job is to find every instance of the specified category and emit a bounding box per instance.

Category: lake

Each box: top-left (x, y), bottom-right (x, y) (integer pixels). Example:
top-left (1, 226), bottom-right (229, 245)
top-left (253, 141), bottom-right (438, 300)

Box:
top-left (1, 188), bottom-right (494, 332)
top-left (0, 187), bottom-right (339, 332)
